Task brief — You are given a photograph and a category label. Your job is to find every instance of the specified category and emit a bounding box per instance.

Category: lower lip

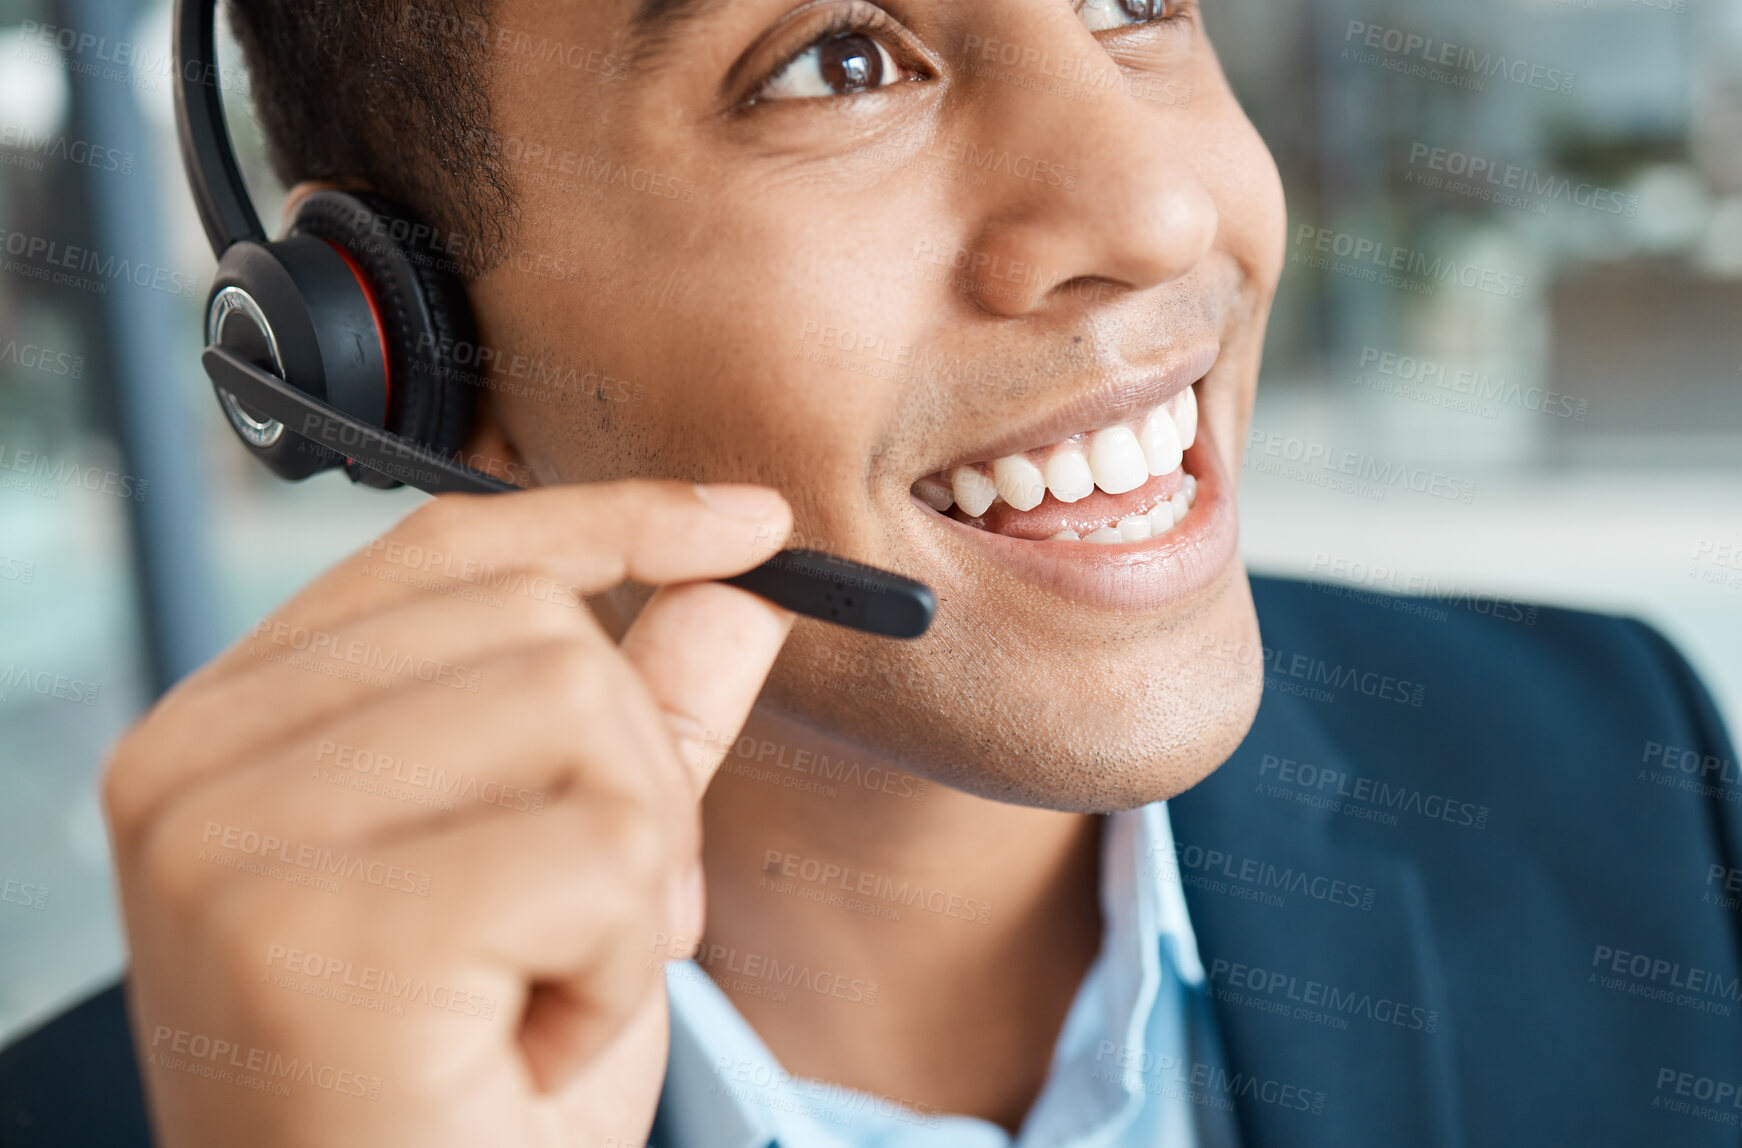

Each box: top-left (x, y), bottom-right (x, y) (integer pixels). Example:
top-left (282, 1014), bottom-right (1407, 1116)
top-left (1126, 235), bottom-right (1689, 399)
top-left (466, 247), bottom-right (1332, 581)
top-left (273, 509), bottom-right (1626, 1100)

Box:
top-left (911, 434), bottom-right (1239, 613)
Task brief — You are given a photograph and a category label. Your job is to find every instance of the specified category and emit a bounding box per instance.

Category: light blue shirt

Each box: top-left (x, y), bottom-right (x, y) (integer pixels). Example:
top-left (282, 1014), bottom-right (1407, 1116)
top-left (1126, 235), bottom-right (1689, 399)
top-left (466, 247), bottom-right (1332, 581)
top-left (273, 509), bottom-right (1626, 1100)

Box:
top-left (657, 803), bottom-right (1213, 1148)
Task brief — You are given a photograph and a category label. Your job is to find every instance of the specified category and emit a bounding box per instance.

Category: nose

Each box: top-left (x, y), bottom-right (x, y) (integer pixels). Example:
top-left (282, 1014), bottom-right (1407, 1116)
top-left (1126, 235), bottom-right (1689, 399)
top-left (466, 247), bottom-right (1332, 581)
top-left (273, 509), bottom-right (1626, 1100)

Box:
top-left (952, 37), bottom-right (1219, 317)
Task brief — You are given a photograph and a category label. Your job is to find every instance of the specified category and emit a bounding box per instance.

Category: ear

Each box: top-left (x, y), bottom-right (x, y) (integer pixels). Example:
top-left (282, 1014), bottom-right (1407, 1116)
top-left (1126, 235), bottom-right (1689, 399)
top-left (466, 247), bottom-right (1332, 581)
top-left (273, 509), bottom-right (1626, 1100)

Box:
top-left (456, 385), bottom-right (536, 489)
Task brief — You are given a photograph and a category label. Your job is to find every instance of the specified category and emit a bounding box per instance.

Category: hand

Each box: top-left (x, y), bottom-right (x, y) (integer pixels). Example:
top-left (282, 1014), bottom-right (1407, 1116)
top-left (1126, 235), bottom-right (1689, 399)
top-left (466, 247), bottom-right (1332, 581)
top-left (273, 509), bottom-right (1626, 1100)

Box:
top-left (103, 480), bottom-right (795, 1147)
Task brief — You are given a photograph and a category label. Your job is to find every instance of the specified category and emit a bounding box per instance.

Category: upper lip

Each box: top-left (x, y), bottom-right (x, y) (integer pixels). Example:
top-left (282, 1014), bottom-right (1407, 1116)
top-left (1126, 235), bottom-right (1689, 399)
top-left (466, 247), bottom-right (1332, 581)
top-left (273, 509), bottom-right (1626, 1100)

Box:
top-left (911, 340), bottom-right (1221, 480)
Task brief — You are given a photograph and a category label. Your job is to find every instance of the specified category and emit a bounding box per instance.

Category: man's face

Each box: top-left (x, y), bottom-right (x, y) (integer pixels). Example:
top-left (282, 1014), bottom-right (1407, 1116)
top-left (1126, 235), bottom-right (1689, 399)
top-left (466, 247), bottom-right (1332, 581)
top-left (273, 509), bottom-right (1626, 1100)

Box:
top-left (474, 0), bottom-right (1286, 810)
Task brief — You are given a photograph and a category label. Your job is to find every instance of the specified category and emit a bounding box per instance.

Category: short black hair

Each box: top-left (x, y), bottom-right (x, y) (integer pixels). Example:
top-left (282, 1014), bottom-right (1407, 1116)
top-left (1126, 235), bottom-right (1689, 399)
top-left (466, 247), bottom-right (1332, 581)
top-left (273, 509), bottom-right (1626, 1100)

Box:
top-left (228, 0), bottom-right (513, 259)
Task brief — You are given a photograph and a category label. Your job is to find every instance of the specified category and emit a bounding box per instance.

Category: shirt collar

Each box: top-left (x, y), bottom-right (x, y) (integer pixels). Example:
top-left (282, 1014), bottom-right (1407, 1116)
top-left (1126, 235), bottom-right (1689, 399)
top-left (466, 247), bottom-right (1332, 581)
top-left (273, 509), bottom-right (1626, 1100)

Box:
top-left (658, 957), bottom-right (781, 1148)
top-left (658, 802), bottom-right (1203, 1148)
top-left (1017, 800), bottom-right (1203, 1147)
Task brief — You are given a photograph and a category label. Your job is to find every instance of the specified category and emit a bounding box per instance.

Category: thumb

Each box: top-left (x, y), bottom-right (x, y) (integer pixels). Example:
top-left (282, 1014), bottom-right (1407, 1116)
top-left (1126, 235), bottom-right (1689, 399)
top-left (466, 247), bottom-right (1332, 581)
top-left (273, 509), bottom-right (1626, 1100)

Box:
top-left (617, 580), bottom-right (796, 798)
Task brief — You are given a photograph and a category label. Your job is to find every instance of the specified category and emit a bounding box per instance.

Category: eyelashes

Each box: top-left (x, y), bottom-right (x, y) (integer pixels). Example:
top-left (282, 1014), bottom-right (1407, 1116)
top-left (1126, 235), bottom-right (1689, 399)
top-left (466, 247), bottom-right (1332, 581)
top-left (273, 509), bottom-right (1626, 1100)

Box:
top-left (740, 0), bottom-right (1198, 109)
top-left (1078, 0), bottom-right (1193, 33)
top-left (762, 35), bottom-right (901, 100)
top-left (748, 5), bottom-right (927, 105)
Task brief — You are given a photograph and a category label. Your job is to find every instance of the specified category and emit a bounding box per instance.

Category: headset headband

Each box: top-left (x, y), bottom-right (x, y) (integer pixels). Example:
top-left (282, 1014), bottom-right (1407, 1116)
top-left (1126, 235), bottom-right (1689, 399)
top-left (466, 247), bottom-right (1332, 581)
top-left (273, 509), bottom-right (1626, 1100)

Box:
top-left (174, 0), bottom-right (264, 254)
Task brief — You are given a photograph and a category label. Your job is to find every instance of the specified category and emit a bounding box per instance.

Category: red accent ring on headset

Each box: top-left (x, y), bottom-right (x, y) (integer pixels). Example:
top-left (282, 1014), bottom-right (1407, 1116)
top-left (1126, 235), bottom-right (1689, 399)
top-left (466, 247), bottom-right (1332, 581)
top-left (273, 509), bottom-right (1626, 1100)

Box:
top-left (318, 238), bottom-right (393, 422)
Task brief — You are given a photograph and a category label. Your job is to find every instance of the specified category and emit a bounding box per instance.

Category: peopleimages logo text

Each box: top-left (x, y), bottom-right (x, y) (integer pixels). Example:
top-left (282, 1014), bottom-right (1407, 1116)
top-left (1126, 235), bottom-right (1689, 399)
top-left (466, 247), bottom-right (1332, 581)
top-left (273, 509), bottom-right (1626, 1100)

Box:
top-left (0, 122), bottom-right (133, 175)
top-left (1293, 225), bottom-right (1526, 301)
top-left (0, 339), bottom-right (84, 378)
top-left (0, 227), bottom-right (200, 299)
top-left (1406, 144), bottom-right (1637, 217)
top-left (1343, 21), bottom-right (1575, 95)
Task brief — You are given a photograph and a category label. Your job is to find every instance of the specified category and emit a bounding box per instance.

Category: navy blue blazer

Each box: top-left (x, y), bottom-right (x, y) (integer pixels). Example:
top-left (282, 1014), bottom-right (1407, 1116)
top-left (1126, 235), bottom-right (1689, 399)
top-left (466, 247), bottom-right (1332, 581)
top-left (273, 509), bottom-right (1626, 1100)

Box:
top-left (5, 576), bottom-right (1739, 1147)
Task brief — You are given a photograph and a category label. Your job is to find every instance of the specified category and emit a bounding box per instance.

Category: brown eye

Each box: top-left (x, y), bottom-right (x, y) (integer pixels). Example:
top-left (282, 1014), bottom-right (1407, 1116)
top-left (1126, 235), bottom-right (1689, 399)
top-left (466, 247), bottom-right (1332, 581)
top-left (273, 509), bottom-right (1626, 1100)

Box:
top-left (819, 34), bottom-right (884, 92)
top-left (1078, 0), bottom-right (1178, 31)
top-left (761, 29), bottom-right (904, 100)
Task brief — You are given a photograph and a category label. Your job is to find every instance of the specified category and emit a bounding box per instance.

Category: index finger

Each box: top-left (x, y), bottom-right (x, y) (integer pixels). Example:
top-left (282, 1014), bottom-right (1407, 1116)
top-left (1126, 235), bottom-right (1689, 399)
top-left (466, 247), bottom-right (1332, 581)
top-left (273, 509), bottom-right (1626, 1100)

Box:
top-left (217, 480), bottom-right (792, 663)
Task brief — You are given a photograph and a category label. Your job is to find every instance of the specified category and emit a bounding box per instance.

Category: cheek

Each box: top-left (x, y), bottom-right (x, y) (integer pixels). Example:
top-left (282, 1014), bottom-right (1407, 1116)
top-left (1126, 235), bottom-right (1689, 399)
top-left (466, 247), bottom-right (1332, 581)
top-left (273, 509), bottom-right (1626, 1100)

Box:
top-left (1194, 113), bottom-right (1284, 468)
top-left (1201, 111), bottom-right (1288, 292)
top-left (1247, 150), bottom-right (1288, 286)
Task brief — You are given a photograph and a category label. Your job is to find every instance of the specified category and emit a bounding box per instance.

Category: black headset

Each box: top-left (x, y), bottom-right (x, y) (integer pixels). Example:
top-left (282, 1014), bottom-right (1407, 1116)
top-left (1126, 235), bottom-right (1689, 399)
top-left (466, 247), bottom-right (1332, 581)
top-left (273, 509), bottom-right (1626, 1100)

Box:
top-left (169, 0), bottom-right (935, 638)
top-left (173, 0), bottom-right (505, 495)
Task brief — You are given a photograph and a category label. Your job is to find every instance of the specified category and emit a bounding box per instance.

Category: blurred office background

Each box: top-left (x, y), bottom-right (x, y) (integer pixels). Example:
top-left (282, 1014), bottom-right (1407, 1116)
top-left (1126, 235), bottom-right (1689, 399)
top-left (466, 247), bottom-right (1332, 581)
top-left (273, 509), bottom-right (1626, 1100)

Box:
top-left (0, 0), bottom-right (1738, 1043)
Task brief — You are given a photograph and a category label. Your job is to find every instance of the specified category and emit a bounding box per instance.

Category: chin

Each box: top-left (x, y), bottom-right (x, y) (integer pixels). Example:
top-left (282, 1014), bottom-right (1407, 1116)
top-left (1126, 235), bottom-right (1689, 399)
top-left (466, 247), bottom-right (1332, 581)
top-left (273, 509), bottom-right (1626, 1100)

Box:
top-left (765, 559), bottom-right (1266, 813)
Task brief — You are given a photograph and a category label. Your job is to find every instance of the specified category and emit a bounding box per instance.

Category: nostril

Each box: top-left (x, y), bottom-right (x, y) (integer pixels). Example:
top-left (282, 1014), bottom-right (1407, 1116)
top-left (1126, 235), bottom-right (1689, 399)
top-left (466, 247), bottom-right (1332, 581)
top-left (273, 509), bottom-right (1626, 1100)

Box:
top-left (1060, 277), bottom-right (1127, 306)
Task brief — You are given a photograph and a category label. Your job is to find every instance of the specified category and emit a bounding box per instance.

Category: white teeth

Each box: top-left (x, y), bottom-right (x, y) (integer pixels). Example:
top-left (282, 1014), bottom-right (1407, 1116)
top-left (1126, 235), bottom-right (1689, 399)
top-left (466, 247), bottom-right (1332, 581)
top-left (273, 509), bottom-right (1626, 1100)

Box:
top-left (914, 475), bottom-right (955, 513)
top-left (1040, 470), bottom-right (1198, 545)
top-left (1044, 446), bottom-right (1096, 504)
top-left (1139, 405), bottom-right (1183, 477)
top-left (1173, 386), bottom-right (1198, 451)
top-left (951, 466), bottom-right (998, 518)
top-left (1087, 427), bottom-right (1149, 495)
top-left (918, 384), bottom-right (1203, 517)
top-left (992, 455), bottom-right (1048, 513)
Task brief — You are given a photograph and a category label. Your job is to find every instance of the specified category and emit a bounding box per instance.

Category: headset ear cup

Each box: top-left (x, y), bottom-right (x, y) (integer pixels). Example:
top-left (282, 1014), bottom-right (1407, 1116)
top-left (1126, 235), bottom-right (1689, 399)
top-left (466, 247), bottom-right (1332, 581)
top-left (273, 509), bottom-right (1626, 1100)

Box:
top-left (205, 236), bottom-right (388, 482)
top-left (288, 190), bottom-right (480, 470)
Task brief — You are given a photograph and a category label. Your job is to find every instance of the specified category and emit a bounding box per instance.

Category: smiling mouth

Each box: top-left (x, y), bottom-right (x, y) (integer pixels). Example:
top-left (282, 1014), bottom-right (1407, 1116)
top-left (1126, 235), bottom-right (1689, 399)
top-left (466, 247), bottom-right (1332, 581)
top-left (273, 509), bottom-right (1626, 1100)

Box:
top-left (909, 382), bottom-right (1201, 544)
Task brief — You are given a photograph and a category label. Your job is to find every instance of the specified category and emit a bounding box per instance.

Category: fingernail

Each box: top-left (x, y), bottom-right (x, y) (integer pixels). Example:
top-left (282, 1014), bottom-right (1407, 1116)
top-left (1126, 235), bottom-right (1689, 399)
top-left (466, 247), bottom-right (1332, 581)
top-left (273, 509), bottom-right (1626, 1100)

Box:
top-left (694, 483), bottom-right (784, 520)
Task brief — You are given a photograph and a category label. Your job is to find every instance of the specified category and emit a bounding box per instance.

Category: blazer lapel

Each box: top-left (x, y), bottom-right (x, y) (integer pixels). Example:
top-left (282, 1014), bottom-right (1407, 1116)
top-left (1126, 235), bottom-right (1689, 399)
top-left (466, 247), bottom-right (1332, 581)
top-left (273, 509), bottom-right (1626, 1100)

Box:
top-left (1169, 687), bottom-right (1465, 1148)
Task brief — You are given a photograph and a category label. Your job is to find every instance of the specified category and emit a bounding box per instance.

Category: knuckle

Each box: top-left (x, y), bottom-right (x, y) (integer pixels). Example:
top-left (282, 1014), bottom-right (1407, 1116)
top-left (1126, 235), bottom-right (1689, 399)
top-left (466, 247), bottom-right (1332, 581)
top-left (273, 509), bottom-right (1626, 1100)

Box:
top-left (524, 638), bottom-right (614, 705)
top-left (209, 887), bottom-right (353, 1031)
top-left (597, 478), bottom-right (696, 534)
top-left (492, 566), bottom-right (593, 630)
top-left (99, 733), bottom-right (152, 842)
top-left (221, 882), bottom-right (345, 962)
top-left (592, 799), bottom-right (671, 889)
top-left (610, 477), bottom-right (685, 505)
top-left (133, 804), bottom-right (219, 918)
top-left (531, 644), bottom-right (675, 798)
